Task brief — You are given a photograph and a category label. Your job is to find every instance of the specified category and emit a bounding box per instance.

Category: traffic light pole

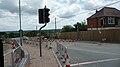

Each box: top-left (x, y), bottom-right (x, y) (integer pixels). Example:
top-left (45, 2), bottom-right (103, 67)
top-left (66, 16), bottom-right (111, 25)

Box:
top-left (39, 7), bottom-right (47, 57)
top-left (39, 23), bottom-right (47, 57)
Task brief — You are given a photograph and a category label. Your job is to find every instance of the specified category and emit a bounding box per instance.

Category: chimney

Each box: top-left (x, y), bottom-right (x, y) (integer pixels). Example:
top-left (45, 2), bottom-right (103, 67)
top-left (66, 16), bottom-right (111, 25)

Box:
top-left (96, 10), bottom-right (98, 13)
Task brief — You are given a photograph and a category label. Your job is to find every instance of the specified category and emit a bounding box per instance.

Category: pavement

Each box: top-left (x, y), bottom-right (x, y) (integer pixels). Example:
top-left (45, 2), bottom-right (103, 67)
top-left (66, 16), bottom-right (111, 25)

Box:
top-left (22, 42), bottom-right (59, 67)
top-left (4, 43), bottom-right (13, 67)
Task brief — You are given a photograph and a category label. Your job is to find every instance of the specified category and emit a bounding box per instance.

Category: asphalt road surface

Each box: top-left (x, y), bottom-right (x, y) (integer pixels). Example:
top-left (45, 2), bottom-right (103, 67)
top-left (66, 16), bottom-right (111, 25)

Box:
top-left (52, 41), bottom-right (120, 67)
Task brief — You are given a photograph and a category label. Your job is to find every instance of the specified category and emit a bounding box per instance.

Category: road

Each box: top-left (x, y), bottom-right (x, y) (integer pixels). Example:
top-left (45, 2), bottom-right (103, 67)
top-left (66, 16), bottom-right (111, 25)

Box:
top-left (52, 41), bottom-right (120, 67)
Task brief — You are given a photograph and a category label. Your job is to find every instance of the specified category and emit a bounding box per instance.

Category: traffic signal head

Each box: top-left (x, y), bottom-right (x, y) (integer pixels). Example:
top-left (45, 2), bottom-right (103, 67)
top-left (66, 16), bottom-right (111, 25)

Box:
top-left (38, 9), bottom-right (44, 23)
top-left (45, 8), bottom-right (50, 23)
top-left (38, 8), bottom-right (50, 24)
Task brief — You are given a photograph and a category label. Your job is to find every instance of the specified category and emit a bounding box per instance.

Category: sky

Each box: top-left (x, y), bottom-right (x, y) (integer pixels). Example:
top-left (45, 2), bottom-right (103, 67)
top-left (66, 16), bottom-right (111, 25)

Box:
top-left (0, 0), bottom-right (120, 31)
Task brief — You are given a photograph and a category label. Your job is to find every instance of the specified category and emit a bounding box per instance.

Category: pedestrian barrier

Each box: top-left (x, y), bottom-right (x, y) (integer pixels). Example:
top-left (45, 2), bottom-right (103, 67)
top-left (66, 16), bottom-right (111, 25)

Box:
top-left (4, 39), bottom-right (30, 67)
top-left (56, 42), bottom-right (70, 67)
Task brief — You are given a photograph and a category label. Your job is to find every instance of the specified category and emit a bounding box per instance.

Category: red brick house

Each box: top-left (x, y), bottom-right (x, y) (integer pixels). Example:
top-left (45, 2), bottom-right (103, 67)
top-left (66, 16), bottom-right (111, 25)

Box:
top-left (87, 7), bottom-right (120, 30)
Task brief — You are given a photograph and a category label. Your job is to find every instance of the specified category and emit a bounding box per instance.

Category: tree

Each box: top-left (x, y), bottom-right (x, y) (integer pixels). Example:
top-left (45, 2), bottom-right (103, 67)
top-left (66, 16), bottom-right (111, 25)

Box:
top-left (27, 31), bottom-right (36, 37)
top-left (8, 32), bottom-right (14, 38)
top-left (62, 25), bottom-right (74, 32)
top-left (0, 32), bottom-right (7, 39)
top-left (74, 21), bottom-right (87, 31)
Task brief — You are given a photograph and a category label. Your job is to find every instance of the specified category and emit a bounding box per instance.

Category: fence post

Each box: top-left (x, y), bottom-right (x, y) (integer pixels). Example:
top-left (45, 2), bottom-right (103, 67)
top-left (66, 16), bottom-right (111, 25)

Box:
top-left (0, 39), bottom-right (4, 67)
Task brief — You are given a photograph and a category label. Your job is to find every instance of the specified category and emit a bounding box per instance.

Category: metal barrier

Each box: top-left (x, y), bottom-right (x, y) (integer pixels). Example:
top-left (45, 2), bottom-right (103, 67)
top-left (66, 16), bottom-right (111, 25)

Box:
top-left (56, 42), bottom-right (70, 67)
top-left (4, 39), bottom-right (30, 67)
top-left (57, 42), bottom-right (67, 59)
top-left (18, 47), bottom-right (30, 67)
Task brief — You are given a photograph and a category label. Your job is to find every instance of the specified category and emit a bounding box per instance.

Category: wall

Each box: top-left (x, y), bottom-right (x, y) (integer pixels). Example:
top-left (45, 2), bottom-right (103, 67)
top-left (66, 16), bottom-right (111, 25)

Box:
top-left (87, 18), bottom-right (101, 28)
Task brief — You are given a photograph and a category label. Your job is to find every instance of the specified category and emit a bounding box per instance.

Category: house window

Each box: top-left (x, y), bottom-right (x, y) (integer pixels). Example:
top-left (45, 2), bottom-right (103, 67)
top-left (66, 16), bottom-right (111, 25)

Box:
top-left (108, 17), bottom-right (115, 24)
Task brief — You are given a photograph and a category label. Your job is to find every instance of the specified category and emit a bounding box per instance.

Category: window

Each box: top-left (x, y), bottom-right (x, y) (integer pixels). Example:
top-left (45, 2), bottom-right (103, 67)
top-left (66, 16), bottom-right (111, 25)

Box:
top-left (108, 17), bottom-right (115, 24)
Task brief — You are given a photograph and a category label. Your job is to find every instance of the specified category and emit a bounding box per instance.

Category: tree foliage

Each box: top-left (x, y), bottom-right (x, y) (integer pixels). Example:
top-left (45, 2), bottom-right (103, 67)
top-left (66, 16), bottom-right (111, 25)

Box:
top-left (27, 31), bottom-right (37, 37)
top-left (0, 32), bottom-right (7, 39)
top-left (74, 21), bottom-right (87, 31)
top-left (62, 25), bottom-right (74, 32)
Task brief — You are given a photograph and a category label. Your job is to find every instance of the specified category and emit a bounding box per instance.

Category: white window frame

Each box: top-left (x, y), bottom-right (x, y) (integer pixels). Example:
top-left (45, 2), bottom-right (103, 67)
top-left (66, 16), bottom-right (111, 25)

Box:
top-left (108, 17), bottom-right (115, 24)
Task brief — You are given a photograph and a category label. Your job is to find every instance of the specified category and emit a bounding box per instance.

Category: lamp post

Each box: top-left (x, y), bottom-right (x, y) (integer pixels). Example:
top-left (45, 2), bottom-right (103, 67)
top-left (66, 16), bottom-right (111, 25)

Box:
top-left (19, 0), bottom-right (22, 46)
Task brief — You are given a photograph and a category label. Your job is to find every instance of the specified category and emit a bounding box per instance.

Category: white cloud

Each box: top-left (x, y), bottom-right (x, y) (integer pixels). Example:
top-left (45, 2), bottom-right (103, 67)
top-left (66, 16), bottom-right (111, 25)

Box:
top-left (0, 0), bottom-right (120, 31)
top-left (0, 0), bottom-right (18, 13)
top-left (57, 4), bottom-right (80, 18)
top-left (67, 0), bottom-right (80, 5)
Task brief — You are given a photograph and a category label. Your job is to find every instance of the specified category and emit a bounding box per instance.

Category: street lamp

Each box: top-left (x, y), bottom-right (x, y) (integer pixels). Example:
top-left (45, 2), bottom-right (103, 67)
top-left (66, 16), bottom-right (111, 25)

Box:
top-left (19, 0), bottom-right (22, 46)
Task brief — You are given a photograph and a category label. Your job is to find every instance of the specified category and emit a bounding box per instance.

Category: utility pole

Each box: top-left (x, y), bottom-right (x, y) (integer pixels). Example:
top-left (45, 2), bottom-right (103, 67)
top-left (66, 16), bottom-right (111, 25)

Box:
top-left (0, 39), bottom-right (4, 67)
top-left (19, 0), bottom-right (22, 46)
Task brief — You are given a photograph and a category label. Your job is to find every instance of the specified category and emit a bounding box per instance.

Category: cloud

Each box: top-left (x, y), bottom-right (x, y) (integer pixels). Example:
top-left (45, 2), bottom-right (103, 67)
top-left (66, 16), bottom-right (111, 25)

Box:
top-left (22, 5), bottom-right (37, 15)
top-left (81, 0), bottom-right (119, 11)
top-left (0, 9), bottom-right (17, 18)
top-left (0, 0), bottom-right (43, 15)
top-left (67, 0), bottom-right (80, 5)
top-left (0, 0), bottom-right (18, 13)
top-left (22, 0), bottom-right (43, 15)
top-left (0, 16), bottom-right (20, 31)
top-left (0, 0), bottom-right (120, 31)
top-left (57, 4), bottom-right (80, 18)
top-left (81, 0), bottom-right (100, 10)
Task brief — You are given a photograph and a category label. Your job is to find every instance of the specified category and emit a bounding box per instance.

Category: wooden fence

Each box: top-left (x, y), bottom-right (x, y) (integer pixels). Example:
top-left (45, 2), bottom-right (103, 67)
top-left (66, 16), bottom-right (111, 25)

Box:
top-left (57, 29), bottom-right (120, 43)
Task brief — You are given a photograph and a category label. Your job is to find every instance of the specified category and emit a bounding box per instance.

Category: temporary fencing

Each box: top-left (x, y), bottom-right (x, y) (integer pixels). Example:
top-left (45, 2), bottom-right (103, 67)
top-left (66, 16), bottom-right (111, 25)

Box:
top-left (56, 42), bottom-right (70, 67)
top-left (4, 39), bottom-right (30, 67)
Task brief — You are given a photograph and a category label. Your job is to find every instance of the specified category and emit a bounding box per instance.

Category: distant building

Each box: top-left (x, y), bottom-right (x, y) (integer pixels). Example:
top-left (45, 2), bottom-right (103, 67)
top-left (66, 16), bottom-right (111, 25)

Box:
top-left (87, 7), bottom-right (120, 30)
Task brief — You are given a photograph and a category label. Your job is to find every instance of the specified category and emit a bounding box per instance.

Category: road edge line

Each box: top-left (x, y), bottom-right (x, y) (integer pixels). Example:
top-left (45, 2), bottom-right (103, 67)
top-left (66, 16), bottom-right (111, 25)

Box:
top-left (70, 58), bottom-right (120, 66)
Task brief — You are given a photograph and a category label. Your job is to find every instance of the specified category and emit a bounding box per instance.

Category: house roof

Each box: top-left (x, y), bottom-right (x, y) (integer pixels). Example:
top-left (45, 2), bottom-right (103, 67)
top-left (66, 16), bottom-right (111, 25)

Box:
top-left (88, 7), bottom-right (120, 19)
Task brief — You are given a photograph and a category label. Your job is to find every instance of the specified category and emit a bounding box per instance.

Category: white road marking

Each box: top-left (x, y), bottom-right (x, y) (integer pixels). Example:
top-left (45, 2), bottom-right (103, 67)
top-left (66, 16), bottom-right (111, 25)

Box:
top-left (70, 58), bottom-right (120, 66)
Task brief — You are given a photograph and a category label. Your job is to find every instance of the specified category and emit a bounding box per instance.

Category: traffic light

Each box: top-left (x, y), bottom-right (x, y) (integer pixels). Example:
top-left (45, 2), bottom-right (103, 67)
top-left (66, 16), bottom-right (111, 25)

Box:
top-left (45, 8), bottom-right (50, 22)
top-left (38, 8), bottom-right (50, 24)
top-left (38, 9), bottom-right (44, 23)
